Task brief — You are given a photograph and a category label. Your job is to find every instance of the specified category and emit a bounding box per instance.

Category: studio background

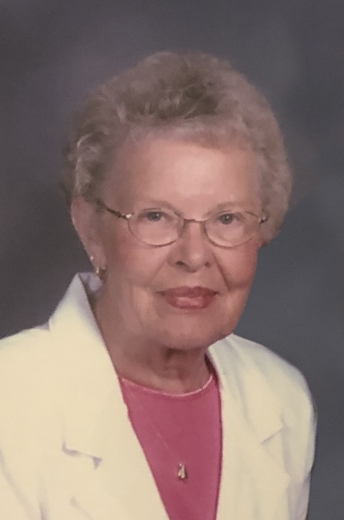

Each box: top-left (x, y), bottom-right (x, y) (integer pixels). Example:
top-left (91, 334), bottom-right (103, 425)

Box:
top-left (1, 1), bottom-right (343, 518)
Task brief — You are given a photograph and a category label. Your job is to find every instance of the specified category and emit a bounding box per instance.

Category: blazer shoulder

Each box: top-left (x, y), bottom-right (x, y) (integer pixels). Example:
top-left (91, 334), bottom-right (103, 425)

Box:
top-left (231, 333), bottom-right (309, 386)
top-left (0, 326), bottom-right (58, 427)
top-left (0, 325), bottom-right (53, 371)
top-left (0, 327), bottom-right (63, 502)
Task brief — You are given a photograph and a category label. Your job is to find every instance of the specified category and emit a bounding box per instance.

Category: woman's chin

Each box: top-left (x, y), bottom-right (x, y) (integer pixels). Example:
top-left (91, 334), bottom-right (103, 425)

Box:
top-left (150, 297), bottom-right (242, 349)
top-left (149, 304), bottom-right (238, 350)
top-left (150, 320), bottom-right (230, 352)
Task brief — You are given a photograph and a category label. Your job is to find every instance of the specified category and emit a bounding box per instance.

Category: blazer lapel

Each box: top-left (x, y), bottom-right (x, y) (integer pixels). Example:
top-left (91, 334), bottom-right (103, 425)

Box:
top-left (49, 274), bottom-right (169, 520)
top-left (63, 387), bottom-right (169, 520)
top-left (209, 339), bottom-right (290, 520)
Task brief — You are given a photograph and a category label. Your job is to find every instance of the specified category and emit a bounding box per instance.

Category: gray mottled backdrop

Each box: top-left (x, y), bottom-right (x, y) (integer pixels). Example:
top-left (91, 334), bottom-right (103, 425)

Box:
top-left (1, 1), bottom-right (343, 518)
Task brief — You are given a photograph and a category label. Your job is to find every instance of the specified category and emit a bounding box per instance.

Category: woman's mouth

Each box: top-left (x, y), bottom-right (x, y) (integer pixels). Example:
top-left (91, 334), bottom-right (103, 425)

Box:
top-left (157, 286), bottom-right (217, 310)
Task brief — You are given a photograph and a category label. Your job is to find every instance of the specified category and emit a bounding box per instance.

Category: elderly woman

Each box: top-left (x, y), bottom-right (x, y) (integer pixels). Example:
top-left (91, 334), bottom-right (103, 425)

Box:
top-left (0, 51), bottom-right (315, 520)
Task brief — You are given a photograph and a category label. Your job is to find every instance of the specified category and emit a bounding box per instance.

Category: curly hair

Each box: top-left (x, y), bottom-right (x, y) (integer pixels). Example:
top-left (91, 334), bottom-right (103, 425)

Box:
top-left (62, 50), bottom-right (292, 243)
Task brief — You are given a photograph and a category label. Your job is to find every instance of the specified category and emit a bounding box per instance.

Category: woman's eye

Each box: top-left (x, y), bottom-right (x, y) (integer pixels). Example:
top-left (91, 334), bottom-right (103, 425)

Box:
top-left (217, 213), bottom-right (236, 225)
top-left (145, 211), bottom-right (163, 222)
top-left (139, 210), bottom-right (171, 222)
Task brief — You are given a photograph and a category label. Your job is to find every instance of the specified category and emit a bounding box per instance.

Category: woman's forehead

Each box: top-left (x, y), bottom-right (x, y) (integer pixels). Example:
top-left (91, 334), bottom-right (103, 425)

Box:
top-left (105, 137), bottom-right (261, 209)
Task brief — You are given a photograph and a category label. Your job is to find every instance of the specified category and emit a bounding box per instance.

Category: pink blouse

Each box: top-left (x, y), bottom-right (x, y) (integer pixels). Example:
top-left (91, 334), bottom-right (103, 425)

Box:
top-left (119, 370), bottom-right (222, 520)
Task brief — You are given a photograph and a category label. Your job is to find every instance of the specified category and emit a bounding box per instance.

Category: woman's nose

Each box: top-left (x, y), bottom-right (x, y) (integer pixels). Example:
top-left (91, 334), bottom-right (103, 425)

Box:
top-left (168, 221), bottom-right (213, 272)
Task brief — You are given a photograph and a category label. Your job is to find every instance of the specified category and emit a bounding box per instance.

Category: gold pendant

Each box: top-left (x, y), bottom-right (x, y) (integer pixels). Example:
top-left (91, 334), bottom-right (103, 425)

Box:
top-left (177, 463), bottom-right (188, 481)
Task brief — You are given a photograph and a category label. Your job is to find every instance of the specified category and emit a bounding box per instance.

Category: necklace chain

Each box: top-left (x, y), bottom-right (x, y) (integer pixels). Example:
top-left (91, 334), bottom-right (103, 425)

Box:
top-left (120, 373), bottom-right (214, 481)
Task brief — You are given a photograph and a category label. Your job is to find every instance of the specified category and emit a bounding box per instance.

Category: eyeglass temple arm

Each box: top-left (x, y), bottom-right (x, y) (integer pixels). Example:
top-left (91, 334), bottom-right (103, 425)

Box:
top-left (95, 199), bottom-right (130, 220)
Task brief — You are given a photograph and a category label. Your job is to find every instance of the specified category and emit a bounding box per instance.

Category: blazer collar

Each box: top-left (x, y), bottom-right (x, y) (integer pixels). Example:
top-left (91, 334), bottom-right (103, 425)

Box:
top-left (209, 337), bottom-right (284, 443)
top-left (48, 273), bottom-right (170, 519)
top-left (48, 273), bottom-right (125, 459)
top-left (209, 339), bottom-right (289, 520)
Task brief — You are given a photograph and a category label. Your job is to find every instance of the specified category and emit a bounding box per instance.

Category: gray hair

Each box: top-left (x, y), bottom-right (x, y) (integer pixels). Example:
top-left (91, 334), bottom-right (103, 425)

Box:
top-left (62, 50), bottom-right (292, 243)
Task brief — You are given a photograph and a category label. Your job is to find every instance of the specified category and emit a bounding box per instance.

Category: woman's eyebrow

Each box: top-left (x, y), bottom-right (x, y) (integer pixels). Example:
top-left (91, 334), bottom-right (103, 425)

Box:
top-left (136, 199), bottom-right (246, 209)
top-left (133, 199), bottom-right (177, 210)
top-left (134, 200), bottom-right (250, 216)
top-left (204, 201), bottom-right (248, 214)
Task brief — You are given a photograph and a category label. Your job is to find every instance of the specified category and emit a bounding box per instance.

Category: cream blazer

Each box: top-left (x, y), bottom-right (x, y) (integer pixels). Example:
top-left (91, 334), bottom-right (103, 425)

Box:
top-left (0, 274), bottom-right (315, 520)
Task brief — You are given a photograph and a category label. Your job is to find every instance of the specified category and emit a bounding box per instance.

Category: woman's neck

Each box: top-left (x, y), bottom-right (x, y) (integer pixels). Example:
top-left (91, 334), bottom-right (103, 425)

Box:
top-left (93, 295), bottom-right (211, 394)
top-left (111, 345), bottom-right (211, 394)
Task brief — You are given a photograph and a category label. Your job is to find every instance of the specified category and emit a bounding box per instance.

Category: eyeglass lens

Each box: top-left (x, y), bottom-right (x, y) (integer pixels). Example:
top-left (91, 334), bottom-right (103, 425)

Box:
top-left (128, 209), bottom-right (259, 247)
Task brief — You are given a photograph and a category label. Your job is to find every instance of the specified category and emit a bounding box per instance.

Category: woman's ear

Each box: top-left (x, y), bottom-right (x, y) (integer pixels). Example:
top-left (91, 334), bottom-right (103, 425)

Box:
top-left (70, 197), bottom-right (105, 266)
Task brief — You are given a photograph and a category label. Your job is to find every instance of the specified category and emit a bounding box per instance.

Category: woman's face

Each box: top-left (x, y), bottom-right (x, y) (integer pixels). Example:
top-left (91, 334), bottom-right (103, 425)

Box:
top-left (90, 138), bottom-right (263, 351)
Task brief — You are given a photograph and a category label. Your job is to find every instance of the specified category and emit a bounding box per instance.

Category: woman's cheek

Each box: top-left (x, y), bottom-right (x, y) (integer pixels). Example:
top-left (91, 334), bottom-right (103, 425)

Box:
top-left (106, 234), bottom-right (168, 287)
top-left (219, 245), bottom-right (259, 289)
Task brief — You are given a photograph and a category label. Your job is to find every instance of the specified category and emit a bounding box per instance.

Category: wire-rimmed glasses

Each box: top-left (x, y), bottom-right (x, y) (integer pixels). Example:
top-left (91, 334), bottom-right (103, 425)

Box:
top-left (95, 198), bottom-right (267, 248)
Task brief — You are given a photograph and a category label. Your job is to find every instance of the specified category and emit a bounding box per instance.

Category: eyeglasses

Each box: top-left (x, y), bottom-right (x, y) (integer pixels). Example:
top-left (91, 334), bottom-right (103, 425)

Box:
top-left (95, 198), bottom-right (267, 248)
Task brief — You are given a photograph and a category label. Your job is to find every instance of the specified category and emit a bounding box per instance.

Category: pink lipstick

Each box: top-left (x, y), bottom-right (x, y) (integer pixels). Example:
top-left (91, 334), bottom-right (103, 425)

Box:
top-left (157, 286), bottom-right (217, 310)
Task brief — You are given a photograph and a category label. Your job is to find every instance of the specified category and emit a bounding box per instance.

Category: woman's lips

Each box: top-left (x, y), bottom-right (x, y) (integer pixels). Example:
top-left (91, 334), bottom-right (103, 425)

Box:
top-left (157, 286), bottom-right (217, 310)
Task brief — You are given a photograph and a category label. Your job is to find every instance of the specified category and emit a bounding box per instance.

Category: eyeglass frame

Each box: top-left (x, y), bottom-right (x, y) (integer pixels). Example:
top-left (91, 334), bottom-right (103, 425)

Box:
top-left (95, 198), bottom-right (268, 248)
